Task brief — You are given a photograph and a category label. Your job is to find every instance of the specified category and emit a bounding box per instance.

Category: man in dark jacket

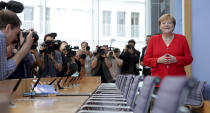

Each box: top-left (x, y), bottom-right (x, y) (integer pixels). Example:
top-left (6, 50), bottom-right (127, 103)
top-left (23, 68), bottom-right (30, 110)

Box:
top-left (120, 39), bottom-right (141, 75)
top-left (140, 35), bottom-right (152, 76)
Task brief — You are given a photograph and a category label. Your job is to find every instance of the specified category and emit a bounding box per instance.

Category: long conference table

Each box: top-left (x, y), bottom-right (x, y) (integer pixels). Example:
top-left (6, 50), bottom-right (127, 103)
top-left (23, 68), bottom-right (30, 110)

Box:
top-left (0, 76), bottom-right (101, 113)
top-left (0, 76), bottom-right (210, 113)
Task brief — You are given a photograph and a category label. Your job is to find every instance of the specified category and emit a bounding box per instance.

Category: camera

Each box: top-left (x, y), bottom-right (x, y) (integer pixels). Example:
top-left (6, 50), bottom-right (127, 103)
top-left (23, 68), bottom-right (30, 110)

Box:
top-left (40, 40), bottom-right (56, 53)
top-left (14, 30), bottom-right (39, 49)
top-left (65, 45), bottom-right (79, 57)
top-left (96, 46), bottom-right (105, 55)
top-left (126, 45), bottom-right (134, 50)
top-left (86, 46), bottom-right (90, 51)
top-left (108, 47), bottom-right (114, 57)
top-left (79, 54), bottom-right (86, 59)
top-left (22, 31), bottom-right (39, 49)
top-left (54, 40), bottom-right (62, 50)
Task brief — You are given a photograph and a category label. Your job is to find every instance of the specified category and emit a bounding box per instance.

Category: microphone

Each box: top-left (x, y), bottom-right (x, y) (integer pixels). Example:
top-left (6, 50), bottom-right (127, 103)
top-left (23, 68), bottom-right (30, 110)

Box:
top-left (26, 77), bottom-right (41, 98)
top-left (0, 1), bottom-right (24, 13)
top-left (31, 77), bottom-right (41, 91)
top-left (109, 38), bottom-right (116, 48)
top-left (49, 78), bottom-right (56, 85)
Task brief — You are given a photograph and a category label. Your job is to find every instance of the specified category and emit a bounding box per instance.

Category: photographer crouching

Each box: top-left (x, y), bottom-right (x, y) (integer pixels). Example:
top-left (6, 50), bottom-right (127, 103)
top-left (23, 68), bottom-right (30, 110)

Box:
top-left (38, 33), bottom-right (62, 77)
top-left (91, 45), bottom-right (113, 83)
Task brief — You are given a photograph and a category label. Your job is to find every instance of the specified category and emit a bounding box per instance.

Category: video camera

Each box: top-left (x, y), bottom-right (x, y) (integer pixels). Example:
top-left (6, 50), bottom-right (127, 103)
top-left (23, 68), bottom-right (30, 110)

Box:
top-left (65, 45), bottom-right (79, 57)
top-left (93, 46), bottom-right (105, 56)
top-left (40, 40), bottom-right (61, 53)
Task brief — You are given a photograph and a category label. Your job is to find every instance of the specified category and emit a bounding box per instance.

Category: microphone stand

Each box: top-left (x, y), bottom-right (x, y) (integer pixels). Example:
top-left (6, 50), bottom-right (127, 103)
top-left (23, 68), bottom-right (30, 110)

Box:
top-left (62, 76), bottom-right (69, 87)
top-left (9, 78), bottom-right (22, 105)
top-left (57, 77), bottom-right (64, 89)
top-left (49, 78), bottom-right (56, 85)
top-left (30, 77), bottom-right (41, 98)
top-left (49, 77), bottom-right (64, 90)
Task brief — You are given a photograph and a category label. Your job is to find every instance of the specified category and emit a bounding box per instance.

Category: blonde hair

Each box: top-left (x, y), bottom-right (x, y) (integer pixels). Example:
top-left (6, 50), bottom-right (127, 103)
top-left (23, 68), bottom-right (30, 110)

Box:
top-left (158, 14), bottom-right (176, 27)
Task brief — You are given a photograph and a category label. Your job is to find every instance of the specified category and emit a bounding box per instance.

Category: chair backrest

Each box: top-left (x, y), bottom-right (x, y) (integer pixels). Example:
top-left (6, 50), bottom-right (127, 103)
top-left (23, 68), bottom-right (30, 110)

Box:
top-left (134, 76), bottom-right (160, 113)
top-left (126, 75), bottom-right (142, 109)
top-left (117, 75), bottom-right (124, 88)
top-left (151, 76), bottom-right (195, 113)
top-left (119, 76), bottom-right (127, 91)
top-left (115, 74), bottom-right (121, 86)
top-left (184, 80), bottom-right (206, 107)
top-left (123, 75), bottom-right (134, 98)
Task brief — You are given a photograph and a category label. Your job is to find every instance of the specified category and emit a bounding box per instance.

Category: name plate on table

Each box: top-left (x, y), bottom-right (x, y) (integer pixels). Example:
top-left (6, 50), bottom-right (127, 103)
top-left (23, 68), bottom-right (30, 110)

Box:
top-left (24, 85), bottom-right (57, 97)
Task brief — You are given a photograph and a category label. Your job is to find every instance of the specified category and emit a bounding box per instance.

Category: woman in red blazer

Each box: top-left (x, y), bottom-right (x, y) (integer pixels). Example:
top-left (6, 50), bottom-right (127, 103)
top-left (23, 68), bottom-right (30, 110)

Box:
top-left (143, 14), bottom-right (193, 86)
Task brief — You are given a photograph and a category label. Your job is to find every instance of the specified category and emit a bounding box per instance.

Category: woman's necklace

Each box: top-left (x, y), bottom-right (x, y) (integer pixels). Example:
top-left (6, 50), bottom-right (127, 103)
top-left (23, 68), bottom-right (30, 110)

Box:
top-left (162, 34), bottom-right (174, 41)
top-left (162, 34), bottom-right (174, 46)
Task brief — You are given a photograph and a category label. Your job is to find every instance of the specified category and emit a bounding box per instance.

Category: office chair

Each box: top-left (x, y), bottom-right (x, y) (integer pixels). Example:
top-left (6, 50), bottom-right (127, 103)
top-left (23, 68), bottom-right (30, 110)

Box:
top-left (184, 80), bottom-right (206, 112)
top-left (151, 76), bottom-right (195, 113)
top-left (80, 75), bottom-right (142, 111)
top-left (77, 76), bottom-right (160, 113)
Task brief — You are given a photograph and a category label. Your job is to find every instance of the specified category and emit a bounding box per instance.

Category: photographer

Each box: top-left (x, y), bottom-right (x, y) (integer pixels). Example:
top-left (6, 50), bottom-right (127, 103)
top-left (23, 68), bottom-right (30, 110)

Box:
top-left (58, 41), bottom-right (68, 77)
top-left (80, 41), bottom-right (93, 76)
top-left (108, 48), bottom-right (123, 80)
top-left (0, 1), bottom-right (34, 80)
top-left (91, 46), bottom-right (113, 83)
top-left (8, 31), bottom-right (42, 79)
top-left (119, 39), bottom-right (141, 75)
top-left (65, 45), bottom-right (80, 76)
top-left (76, 49), bottom-right (86, 78)
top-left (38, 33), bottom-right (62, 77)
top-left (30, 40), bottom-right (44, 77)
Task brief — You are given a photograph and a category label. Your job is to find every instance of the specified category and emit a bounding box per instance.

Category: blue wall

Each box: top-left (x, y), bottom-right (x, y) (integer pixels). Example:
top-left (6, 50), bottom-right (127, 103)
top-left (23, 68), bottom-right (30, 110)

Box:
top-left (174, 0), bottom-right (182, 34)
top-left (191, 0), bottom-right (210, 82)
top-left (191, 0), bottom-right (210, 99)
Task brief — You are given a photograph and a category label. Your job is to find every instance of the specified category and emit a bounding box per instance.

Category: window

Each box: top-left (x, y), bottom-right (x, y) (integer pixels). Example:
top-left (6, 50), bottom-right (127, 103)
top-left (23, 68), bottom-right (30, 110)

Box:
top-left (131, 12), bottom-right (139, 37)
top-left (149, 0), bottom-right (174, 34)
top-left (23, 7), bottom-right (34, 29)
top-left (117, 12), bottom-right (126, 37)
top-left (103, 11), bottom-right (111, 37)
top-left (46, 8), bottom-right (50, 33)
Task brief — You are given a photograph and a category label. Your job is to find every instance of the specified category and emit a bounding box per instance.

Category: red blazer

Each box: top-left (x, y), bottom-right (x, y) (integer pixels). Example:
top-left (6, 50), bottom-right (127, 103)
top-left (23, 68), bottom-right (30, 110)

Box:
top-left (143, 34), bottom-right (193, 85)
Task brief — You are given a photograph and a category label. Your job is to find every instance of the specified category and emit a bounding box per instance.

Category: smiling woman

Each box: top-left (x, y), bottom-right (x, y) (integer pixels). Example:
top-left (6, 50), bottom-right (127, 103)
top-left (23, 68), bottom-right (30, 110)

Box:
top-left (143, 14), bottom-right (193, 87)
